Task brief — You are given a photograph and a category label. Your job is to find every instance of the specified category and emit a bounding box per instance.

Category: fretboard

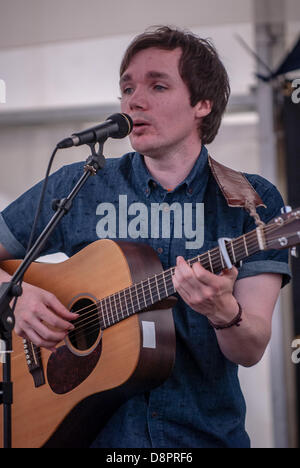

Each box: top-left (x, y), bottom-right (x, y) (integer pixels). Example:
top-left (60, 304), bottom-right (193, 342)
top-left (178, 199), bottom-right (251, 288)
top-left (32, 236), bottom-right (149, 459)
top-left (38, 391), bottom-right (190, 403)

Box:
top-left (98, 229), bottom-right (260, 329)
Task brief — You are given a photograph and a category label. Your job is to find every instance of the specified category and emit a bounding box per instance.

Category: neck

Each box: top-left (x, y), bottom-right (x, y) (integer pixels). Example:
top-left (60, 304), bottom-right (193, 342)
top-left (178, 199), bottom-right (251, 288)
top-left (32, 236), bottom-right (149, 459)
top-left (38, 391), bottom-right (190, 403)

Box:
top-left (97, 228), bottom-right (262, 330)
top-left (143, 143), bottom-right (202, 190)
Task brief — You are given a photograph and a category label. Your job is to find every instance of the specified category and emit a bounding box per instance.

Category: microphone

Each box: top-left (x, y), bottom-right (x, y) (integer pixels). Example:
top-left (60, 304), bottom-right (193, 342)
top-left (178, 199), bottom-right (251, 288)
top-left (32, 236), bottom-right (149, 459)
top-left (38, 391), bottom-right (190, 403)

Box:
top-left (57, 113), bottom-right (133, 149)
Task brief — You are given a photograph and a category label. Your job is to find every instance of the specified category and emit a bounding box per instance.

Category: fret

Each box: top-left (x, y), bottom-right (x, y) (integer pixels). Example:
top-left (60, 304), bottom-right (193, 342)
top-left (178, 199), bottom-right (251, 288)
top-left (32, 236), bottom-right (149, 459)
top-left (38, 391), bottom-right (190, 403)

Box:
top-left (123, 288), bottom-right (129, 317)
top-left (128, 287), bottom-right (134, 313)
top-left (100, 301), bottom-right (107, 328)
top-left (219, 248), bottom-right (225, 269)
top-left (108, 295), bottom-right (114, 323)
top-left (104, 297), bottom-right (110, 326)
top-left (155, 275), bottom-right (161, 301)
top-left (135, 283), bottom-right (141, 310)
top-left (108, 296), bottom-right (113, 325)
top-left (240, 232), bottom-right (259, 257)
top-left (230, 240), bottom-right (236, 263)
top-left (148, 277), bottom-right (154, 304)
top-left (166, 270), bottom-right (175, 297)
top-left (163, 272), bottom-right (168, 297)
top-left (118, 291), bottom-right (124, 319)
top-left (207, 251), bottom-right (214, 273)
top-left (113, 293), bottom-right (117, 320)
top-left (141, 280), bottom-right (147, 309)
top-left (243, 234), bottom-right (249, 257)
top-left (243, 236), bottom-right (249, 257)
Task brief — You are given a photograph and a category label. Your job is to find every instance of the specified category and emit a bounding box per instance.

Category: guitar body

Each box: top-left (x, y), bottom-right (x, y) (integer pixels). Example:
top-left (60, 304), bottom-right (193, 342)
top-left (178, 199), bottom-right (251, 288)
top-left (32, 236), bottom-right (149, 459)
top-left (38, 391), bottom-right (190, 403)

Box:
top-left (0, 240), bottom-right (176, 448)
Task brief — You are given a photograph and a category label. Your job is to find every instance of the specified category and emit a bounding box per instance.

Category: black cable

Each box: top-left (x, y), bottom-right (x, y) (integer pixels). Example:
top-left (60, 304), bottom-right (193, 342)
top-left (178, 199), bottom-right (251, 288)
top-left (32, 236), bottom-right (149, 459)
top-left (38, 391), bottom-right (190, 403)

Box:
top-left (14, 144), bottom-right (60, 297)
top-left (26, 145), bottom-right (60, 254)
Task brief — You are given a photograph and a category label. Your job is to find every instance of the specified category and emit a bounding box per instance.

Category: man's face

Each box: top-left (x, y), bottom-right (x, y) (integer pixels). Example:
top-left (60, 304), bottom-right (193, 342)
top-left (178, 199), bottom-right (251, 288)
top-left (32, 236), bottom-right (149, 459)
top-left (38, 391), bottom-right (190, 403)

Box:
top-left (120, 47), bottom-right (204, 158)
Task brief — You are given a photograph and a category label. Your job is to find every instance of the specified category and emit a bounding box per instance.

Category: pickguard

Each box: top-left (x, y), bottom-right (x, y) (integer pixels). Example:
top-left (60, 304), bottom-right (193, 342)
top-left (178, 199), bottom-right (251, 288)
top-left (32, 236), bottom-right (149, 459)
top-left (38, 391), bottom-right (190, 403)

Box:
top-left (47, 341), bottom-right (102, 394)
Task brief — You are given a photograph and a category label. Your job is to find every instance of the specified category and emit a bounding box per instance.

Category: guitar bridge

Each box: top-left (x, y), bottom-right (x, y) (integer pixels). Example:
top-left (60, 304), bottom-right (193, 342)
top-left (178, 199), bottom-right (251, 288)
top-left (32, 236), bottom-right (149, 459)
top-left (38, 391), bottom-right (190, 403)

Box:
top-left (23, 339), bottom-right (45, 388)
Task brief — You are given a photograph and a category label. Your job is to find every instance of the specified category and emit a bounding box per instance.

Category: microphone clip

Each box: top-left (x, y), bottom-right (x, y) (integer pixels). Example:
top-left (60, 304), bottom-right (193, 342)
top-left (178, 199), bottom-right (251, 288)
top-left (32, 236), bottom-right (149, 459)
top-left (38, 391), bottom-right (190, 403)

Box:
top-left (84, 142), bottom-right (106, 176)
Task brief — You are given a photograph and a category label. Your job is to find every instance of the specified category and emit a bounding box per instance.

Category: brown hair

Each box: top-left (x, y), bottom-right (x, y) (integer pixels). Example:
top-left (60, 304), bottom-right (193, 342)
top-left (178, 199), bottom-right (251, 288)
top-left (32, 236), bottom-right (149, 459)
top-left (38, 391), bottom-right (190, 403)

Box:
top-left (120, 26), bottom-right (230, 145)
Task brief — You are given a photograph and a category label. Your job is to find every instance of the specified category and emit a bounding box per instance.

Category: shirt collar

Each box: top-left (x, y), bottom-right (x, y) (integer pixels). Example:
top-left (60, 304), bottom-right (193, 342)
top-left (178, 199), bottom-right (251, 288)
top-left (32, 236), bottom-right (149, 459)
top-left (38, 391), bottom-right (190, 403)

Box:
top-left (132, 146), bottom-right (209, 199)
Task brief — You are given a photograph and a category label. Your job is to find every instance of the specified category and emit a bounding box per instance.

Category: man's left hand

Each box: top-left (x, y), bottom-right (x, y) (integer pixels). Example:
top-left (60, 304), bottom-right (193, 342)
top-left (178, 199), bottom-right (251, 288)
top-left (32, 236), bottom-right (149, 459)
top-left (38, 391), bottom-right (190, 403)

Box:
top-left (172, 256), bottom-right (239, 325)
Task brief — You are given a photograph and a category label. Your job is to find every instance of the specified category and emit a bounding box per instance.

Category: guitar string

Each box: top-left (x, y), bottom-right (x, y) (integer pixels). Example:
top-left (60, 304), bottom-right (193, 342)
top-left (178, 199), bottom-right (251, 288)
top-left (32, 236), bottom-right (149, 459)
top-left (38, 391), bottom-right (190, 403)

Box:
top-left (33, 243), bottom-right (296, 358)
top-left (68, 219), bottom-right (286, 329)
top-left (35, 214), bottom-right (298, 336)
top-left (73, 216), bottom-right (294, 326)
top-left (31, 219), bottom-right (296, 356)
top-left (33, 221), bottom-right (294, 358)
top-left (33, 236), bottom-right (254, 357)
top-left (59, 223), bottom-right (284, 337)
top-left (64, 231), bottom-right (270, 340)
top-left (67, 228), bottom-right (294, 344)
top-left (66, 220), bottom-right (299, 341)
top-left (68, 237), bottom-right (255, 330)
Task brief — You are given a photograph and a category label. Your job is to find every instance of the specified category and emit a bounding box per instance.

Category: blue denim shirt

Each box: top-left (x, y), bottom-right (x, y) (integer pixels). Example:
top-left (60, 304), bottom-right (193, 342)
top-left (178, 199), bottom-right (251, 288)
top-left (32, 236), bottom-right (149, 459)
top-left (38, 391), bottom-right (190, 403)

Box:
top-left (0, 146), bottom-right (291, 448)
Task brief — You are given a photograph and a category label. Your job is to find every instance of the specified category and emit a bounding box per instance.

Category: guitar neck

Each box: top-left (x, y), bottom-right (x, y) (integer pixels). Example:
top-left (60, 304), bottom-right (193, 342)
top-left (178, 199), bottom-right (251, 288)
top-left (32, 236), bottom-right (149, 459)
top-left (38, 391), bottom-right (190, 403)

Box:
top-left (99, 229), bottom-right (261, 329)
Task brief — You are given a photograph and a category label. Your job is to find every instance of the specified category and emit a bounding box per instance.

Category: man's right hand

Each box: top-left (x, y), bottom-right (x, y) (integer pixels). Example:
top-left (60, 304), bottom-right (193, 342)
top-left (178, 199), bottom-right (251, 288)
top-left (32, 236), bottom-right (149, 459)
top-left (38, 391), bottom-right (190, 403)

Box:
top-left (0, 245), bottom-right (78, 351)
top-left (13, 281), bottom-right (78, 352)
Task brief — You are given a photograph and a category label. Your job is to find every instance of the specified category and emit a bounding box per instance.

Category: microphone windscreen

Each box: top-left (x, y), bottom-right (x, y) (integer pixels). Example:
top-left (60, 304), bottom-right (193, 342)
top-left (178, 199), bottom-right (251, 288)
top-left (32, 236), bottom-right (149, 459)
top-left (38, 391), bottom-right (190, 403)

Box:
top-left (108, 113), bottom-right (133, 138)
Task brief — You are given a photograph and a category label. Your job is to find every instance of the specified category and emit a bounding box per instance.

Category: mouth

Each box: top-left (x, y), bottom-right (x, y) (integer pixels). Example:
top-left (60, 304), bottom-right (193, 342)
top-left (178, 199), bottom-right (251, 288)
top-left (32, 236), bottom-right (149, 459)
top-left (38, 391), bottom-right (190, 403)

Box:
top-left (131, 120), bottom-right (152, 136)
top-left (133, 120), bottom-right (150, 128)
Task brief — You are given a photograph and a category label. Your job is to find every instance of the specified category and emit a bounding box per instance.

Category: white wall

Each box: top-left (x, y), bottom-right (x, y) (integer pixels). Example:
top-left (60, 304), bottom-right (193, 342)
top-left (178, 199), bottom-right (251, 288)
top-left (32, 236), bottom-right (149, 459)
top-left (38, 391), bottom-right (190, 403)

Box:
top-left (0, 0), bottom-right (254, 48)
top-left (0, 23), bottom-right (256, 115)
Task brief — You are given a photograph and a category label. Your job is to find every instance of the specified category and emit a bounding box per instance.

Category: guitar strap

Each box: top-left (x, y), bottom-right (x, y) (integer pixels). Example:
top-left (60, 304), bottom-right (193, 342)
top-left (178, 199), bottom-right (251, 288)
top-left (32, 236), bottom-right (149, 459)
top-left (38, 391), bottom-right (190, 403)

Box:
top-left (208, 155), bottom-right (266, 227)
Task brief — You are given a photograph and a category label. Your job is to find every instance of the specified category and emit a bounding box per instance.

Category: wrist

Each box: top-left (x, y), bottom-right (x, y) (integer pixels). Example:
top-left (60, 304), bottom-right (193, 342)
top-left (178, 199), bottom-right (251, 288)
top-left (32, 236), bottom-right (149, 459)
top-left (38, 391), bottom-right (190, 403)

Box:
top-left (208, 300), bottom-right (243, 330)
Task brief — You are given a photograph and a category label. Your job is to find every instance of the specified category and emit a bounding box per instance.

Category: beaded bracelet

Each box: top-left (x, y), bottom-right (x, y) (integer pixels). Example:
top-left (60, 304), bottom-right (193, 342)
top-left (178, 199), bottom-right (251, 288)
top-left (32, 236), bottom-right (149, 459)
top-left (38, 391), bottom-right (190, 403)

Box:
top-left (208, 302), bottom-right (243, 330)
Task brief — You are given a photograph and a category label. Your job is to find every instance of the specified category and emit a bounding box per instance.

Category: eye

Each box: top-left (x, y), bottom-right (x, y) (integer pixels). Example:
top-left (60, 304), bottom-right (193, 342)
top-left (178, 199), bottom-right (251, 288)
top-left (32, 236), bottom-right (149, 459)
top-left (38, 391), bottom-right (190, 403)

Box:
top-left (121, 87), bottom-right (134, 96)
top-left (153, 84), bottom-right (167, 91)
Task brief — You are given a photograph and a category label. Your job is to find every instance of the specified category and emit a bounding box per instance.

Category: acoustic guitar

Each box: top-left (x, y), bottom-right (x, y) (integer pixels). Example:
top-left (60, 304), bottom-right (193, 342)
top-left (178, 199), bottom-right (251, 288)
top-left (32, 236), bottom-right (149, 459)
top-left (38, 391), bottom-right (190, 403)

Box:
top-left (0, 207), bottom-right (299, 448)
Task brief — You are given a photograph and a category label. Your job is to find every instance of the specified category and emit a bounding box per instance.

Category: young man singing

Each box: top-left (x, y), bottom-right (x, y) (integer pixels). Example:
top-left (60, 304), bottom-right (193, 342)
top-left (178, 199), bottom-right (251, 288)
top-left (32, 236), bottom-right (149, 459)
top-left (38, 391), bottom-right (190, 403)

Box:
top-left (0, 26), bottom-right (291, 448)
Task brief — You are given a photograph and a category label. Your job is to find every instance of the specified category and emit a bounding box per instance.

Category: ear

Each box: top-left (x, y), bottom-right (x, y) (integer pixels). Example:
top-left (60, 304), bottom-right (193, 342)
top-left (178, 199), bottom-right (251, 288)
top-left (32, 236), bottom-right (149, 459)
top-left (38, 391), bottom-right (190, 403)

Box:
top-left (194, 100), bottom-right (212, 119)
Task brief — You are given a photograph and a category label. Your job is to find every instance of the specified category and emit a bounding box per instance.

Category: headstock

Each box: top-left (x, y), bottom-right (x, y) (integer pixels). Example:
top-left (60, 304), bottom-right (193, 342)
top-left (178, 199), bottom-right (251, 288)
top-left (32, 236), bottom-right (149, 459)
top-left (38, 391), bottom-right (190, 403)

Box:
top-left (264, 207), bottom-right (300, 253)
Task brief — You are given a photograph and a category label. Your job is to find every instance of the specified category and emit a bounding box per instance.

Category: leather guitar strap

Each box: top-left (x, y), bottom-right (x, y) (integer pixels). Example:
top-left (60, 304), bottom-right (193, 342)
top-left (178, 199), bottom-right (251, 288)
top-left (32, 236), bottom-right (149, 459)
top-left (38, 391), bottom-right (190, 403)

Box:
top-left (208, 155), bottom-right (266, 227)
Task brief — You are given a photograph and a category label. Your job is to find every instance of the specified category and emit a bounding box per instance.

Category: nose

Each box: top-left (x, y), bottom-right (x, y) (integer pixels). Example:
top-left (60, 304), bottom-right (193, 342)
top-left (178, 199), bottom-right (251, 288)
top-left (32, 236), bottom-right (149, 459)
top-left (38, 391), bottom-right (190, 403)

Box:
top-left (127, 87), bottom-right (148, 111)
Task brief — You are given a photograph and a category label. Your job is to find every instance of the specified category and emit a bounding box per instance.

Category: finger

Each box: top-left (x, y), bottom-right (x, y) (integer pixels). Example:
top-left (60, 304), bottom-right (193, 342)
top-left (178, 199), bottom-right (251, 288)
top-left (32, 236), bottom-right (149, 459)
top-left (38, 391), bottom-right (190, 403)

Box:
top-left (22, 327), bottom-right (59, 352)
top-left (38, 304), bottom-right (76, 332)
top-left (192, 263), bottom-right (239, 290)
top-left (192, 261), bottom-right (221, 287)
top-left (222, 265), bottom-right (239, 280)
top-left (173, 267), bottom-right (209, 305)
top-left (30, 313), bottom-right (68, 343)
top-left (174, 257), bottom-right (210, 295)
top-left (173, 257), bottom-right (195, 285)
top-left (44, 293), bottom-right (79, 322)
top-left (175, 257), bottom-right (213, 285)
top-left (172, 273), bottom-right (190, 298)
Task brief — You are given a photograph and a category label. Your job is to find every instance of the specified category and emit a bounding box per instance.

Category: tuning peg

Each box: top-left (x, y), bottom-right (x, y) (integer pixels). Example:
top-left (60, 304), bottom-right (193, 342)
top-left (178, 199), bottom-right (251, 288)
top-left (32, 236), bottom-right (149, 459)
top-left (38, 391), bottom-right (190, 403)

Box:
top-left (281, 206), bottom-right (292, 214)
top-left (291, 247), bottom-right (299, 258)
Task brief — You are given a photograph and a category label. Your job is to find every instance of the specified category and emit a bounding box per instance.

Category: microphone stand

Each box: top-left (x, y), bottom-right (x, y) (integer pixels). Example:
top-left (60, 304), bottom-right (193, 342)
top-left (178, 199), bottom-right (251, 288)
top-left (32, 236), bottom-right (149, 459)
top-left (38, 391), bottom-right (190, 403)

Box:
top-left (0, 141), bottom-right (106, 448)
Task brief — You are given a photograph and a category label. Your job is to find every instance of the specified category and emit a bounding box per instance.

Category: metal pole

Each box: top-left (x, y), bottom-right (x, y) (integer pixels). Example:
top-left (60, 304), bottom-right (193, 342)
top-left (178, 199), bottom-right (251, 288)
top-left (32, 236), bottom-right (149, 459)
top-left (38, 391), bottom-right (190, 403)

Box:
top-left (253, 0), bottom-right (290, 448)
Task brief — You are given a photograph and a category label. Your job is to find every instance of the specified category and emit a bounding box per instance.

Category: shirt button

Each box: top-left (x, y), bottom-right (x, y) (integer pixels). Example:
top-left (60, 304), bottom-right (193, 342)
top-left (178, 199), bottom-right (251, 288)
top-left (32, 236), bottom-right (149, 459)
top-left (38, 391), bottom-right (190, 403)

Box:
top-left (188, 188), bottom-right (193, 194)
top-left (151, 412), bottom-right (158, 418)
top-left (157, 247), bottom-right (163, 254)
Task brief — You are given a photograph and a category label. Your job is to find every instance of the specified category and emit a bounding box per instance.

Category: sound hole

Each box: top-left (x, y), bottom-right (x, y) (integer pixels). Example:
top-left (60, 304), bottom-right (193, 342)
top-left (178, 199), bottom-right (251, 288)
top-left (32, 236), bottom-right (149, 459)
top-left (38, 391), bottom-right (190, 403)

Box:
top-left (68, 298), bottom-right (100, 351)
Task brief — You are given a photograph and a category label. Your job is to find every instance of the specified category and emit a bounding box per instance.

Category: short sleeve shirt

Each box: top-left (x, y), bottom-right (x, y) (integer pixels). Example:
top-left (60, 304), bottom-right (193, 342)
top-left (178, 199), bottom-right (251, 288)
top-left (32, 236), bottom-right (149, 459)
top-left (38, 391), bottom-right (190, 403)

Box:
top-left (0, 146), bottom-right (291, 447)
